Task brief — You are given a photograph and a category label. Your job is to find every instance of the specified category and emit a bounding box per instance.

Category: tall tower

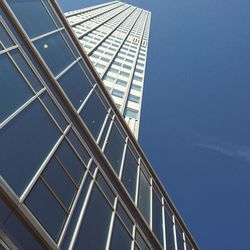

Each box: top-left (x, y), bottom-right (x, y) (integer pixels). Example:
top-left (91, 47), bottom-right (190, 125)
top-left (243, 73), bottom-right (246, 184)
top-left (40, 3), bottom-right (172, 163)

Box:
top-left (65, 1), bottom-right (151, 139)
top-left (0, 1), bottom-right (198, 250)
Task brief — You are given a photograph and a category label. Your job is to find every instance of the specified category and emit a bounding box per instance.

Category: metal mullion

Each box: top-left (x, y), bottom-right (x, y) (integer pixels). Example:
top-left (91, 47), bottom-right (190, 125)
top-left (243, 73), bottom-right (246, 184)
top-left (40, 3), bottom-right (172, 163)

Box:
top-left (30, 27), bottom-right (63, 42)
top-left (173, 216), bottom-right (178, 250)
top-left (37, 94), bottom-right (69, 134)
top-left (65, 1), bottom-right (119, 18)
top-left (183, 233), bottom-right (187, 250)
top-left (69, 168), bottom-right (98, 250)
top-left (0, 88), bottom-right (45, 130)
top-left (77, 4), bottom-right (130, 40)
top-left (96, 108), bottom-right (111, 144)
top-left (55, 57), bottom-right (81, 79)
top-left (162, 197), bottom-right (167, 250)
top-left (101, 116), bottom-right (115, 152)
top-left (54, 154), bottom-right (79, 189)
top-left (70, 2), bottom-right (123, 28)
top-left (57, 159), bottom-right (92, 246)
top-left (134, 158), bottom-right (141, 207)
top-left (40, 175), bottom-right (69, 214)
top-left (87, 6), bottom-right (136, 56)
top-left (119, 137), bottom-right (128, 179)
top-left (105, 197), bottom-right (118, 250)
top-left (20, 125), bottom-right (71, 202)
top-left (0, 44), bottom-right (18, 54)
top-left (77, 84), bottom-right (96, 114)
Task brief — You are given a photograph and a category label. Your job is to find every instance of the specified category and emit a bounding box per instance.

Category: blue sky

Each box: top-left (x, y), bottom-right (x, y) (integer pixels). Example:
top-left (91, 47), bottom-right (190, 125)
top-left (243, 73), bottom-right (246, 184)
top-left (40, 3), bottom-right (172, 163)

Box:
top-left (59, 0), bottom-right (250, 248)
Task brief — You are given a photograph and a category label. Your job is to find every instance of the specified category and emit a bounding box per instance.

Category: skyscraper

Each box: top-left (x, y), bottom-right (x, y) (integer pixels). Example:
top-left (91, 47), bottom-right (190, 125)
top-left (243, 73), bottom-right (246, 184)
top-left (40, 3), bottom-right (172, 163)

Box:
top-left (65, 1), bottom-right (150, 139)
top-left (0, 1), bottom-right (198, 250)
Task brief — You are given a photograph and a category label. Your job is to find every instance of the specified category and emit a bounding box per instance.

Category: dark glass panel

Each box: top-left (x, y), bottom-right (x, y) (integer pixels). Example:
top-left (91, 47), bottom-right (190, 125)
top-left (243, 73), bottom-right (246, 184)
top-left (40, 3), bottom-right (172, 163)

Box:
top-left (40, 92), bottom-right (68, 130)
top-left (176, 222), bottom-right (185, 250)
top-left (74, 185), bottom-right (112, 250)
top-left (0, 53), bottom-right (33, 123)
top-left (79, 91), bottom-right (107, 139)
top-left (110, 217), bottom-right (131, 250)
top-left (152, 191), bottom-right (164, 246)
top-left (0, 198), bottom-right (11, 226)
top-left (116, 203), bottom-right (133, 234)
top-left (7, 0), bottom-right (57, 38)
top-left (10, 49), bottom-right (43, 92)
top-left (57, 62), bottom-right (92, 109)
top-left (135, 231), bottom-right (150, 250)
top-left (104, 124), bottom-right (125, 174)
top-left (61, 175), bottom-right (92, 250)
top-left (34, 31), bottom-right (74, 76)
top-left (66, 129), bottom-right (90, 165)
top-left (138, 170), bottom-right (151, 224)
top-left (3, 212), bottom-right (43, 249)
top-left (42, 157), bottom-right (76, 209)
top-left (0, 100), bottom-right (60, 196)
top-left (61, 30), bottom-right (79, 59)
top-left (56, 140), bottom-right (85, 185)
top-left (0, 23), bottom-right (15, 49)
top-left (121, 148), bottom-right (138, 200)
top-left (96, 173), bottom-right (115, 205)
top-left (165, 210), bottom-right (175, 250)
top-left (25, 179), bottom-right (66, 241)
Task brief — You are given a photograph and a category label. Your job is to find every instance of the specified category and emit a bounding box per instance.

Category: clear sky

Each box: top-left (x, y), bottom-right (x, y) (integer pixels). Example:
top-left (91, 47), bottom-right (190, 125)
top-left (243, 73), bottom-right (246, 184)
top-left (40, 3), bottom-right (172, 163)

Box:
top-left (58, 0), bottom-right (250, 249)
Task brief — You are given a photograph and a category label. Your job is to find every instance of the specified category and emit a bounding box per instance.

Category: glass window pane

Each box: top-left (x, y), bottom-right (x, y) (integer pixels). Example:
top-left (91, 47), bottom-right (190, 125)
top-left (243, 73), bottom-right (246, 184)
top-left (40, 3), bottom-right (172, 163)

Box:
top-left (0, 23), bottom-right (15, 49)
top-left (74, 185), bottom-right (112, 250)
top-left (135, 231), bottom-right (150, 250)
top-left (10, 49), bottom-right (43, 92)
top-left (79, 91), bottom-right (107, 139)
top-left (121, 148), bottom-right (138, 200)
top-left (0, 53), bottom-right (33, 123)
top-left (138, 170), bottom-right (151, 224)
top-left (152, 191), bottom-right (164, 246)
top-left (128, 94), bottom-right (140, 103)
top-left (7, 0), bottom-right (57, 38)
top-left (110, 217), bottom-right (132, 250)
top-left (0, 198), bottom-right (11, 226)
top-left (165, 212), bottom-right (175, 250)
top-left (42, 157), bottom-right (77, 209)
top-left (66, 129), bottom-right (90, 165)
top-left (124, 107), bottom-right (139, 119)
top-left (61, 175), bottom-right (92, 250)
top-left (34, 31), bottom-right (74, 76)
top-left (58, 63), bottom-right (92, 109)
top-left (117, 203), bottom-right (133, 234)
top-left (55, 140), bottom-right (85, 185)
top-left (2, 211), bottom-right (43, 249)
top-left (25, 179), bottom-right (66, 241)
top-left (104, 124), bottom-right (125, 174)
top-left (112, 89), bottom-right (124, 98)
top-left (0, 100), bottom-right (60, 196)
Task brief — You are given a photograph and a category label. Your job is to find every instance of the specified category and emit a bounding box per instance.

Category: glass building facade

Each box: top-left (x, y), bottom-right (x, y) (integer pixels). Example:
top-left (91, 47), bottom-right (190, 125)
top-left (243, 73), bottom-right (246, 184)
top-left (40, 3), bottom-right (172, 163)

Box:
top-left (0, 0), bottom-right (198, 249)
top-left (65, 1), bottom-right (151, 139)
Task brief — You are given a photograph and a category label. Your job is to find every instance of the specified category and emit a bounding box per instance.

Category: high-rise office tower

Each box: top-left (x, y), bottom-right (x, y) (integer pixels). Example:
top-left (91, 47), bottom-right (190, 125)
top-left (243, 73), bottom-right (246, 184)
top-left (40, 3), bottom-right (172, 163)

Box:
top-left (0, 1), bottom-right (198, 250)
top-left (65, 1), bottom-right (150, 139)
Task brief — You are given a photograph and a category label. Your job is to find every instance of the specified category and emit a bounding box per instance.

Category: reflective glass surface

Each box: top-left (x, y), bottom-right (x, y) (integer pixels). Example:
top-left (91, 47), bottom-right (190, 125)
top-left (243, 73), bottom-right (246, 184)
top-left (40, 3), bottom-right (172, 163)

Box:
top-left (152, 191), bottom-right (164, 246)
top-left (138, 170), bottom-right (151, 224)
top-left (0, 23), bottom-right (15, 49)
top-left (25, 179), bottom-right (66, 241)
top-left (0, 100), bottom-right (60, 196)
top-left (0, 53), bottom-right (33, 123)
top-left (121, 147), bottom-right (138, 200)
top-left (7, 0), bottom-right (57, 38)
top-left (104, 124), bottom-right (125, 174)
top-left (79, 91), bottom-right (107, 139)
top-left (165, 211), bottom-right (175, 250)
top-left (34, 31), bottom-right (74, 76)
top-left (74, 185), bottom-right (112, 249)
top-left (110, 217), bottom-right (131, 250)
top-left (42, 157), bottom-right (77, 209)
top-left (58, 63), bottom-right (92, 109)
top-left (55, 140), bottom-right (85, 185)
